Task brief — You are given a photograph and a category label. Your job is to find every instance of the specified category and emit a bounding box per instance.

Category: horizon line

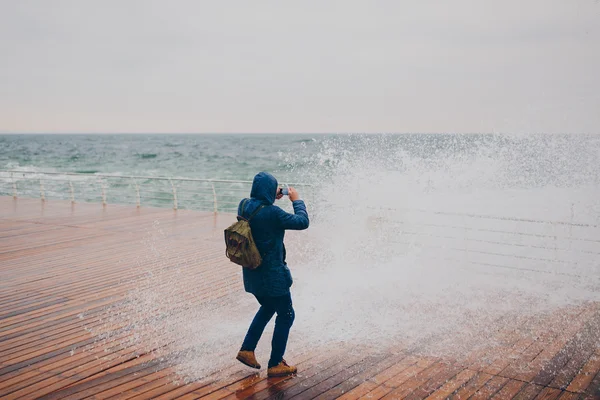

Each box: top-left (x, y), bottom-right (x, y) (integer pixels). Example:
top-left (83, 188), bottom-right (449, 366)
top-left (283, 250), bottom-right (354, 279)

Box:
top-left (0, 131), bottom-right (595, 135)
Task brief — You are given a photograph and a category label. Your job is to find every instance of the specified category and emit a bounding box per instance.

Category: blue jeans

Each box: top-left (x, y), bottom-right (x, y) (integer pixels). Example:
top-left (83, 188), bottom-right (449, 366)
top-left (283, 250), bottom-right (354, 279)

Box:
top-left (241, 293), bottom-right (295, 368)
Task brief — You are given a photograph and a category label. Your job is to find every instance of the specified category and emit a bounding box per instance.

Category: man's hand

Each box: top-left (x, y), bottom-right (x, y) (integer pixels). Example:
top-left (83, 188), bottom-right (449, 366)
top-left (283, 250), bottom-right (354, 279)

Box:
top-left (288, 187), bottom-right (300, 201)
top-left (276, 188), bottom-right (284, 200)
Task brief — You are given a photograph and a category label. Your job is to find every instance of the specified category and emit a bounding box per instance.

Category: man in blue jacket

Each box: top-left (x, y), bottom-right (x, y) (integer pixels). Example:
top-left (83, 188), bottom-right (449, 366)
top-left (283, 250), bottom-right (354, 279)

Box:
top-left (236, 171), bottom-right (309, 377)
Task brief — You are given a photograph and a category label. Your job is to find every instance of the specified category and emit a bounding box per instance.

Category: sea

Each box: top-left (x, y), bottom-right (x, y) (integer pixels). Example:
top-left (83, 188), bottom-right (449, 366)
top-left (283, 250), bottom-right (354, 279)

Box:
top-left (0, 133), bottom-right (320, 181)
top-left (1, 133), bottom-right (599, 215)
top-left (2, 133), bottom-right (599, 182)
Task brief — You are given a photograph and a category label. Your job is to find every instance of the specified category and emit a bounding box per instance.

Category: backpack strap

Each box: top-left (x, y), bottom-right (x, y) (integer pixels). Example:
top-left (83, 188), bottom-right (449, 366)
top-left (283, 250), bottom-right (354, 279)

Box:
top-left (248, 204), bottom-right (266, 222)
top-left (237, 199), bottom-right (266, 222)
top-left (239, 198), bottom-right (249, 218)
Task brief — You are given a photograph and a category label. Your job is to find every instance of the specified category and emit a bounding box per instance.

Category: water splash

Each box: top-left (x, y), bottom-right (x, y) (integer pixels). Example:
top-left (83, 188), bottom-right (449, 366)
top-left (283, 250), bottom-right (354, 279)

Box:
top-left (92, 134), bottom-right (600, 382)
top-left (287, 134), bottom-right (600, 357)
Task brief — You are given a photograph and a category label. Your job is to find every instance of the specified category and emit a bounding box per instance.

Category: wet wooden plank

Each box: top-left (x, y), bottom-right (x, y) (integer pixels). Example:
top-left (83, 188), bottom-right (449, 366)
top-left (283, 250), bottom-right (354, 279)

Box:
top-left (208, 347), bottom-right (324, 399)
top-left (513, 383), bottom-right (545, 400)
top-left (424, 368), bottom-right (478, 400)
top-left (241, 351), bottom-right (345, 400)
top-left (533, 387), bottom-right (562, 400)
top-left (583, 367), bottom-right (600, 399)
top-left (566, 352), bottom-right (600, 394)
top-left (285, 354), bottom-right (385, 399)
top-left (379, 361), bottom-right (449, 399)
top-left (262, 355), bottom-right (363, 399)
top-left (546, 316), bottom-right (600, 390)
top-left (449, 371), bottom-right (494, 399)
top-left (318, 353), bottom-right (420, 400)
top-left (469, 375), bottom-right (510, 400)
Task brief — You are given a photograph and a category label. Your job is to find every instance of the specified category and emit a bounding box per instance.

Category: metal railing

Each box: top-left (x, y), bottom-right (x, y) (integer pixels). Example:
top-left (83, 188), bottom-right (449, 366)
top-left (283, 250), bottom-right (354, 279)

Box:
top-left (0, 170), bottom-right (314, 213)
top-left (2, 170), bottom-right (598, 278)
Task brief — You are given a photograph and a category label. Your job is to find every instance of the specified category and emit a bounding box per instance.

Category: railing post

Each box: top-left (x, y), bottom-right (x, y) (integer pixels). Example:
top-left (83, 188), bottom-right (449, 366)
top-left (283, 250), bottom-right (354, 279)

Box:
top-left (133, 179), bottom-right (141, 208)
top-left (11, 173), bottom-right (17, 199)
top-left (40, 179), bottom-right (45, 201)
top-left (463, 214), bottom-right (469, 262)
top-left (101, 180), bottom-right (107, 207)
top-left (211, 182), bottom-right (217, 213)
top-left (552, 222), bottom-right (558, 261)
top-left (170, 179), bottom-right (178, 210)
top-left (69, 180), bottom-right (75, 204)
top-left (569, 202), bottom-right (574, 250)
top-left (570, 202), bottom-right (574, 223)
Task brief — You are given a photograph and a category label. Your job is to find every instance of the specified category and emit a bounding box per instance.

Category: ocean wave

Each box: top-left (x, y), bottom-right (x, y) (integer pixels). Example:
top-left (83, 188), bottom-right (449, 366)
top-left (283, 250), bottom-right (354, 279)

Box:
top-left (295, 138), bottom-right (317, 143)
top-left (3, 165), bottom-right (59, 174)
top-left (137, 153), bottom-right (158, 159)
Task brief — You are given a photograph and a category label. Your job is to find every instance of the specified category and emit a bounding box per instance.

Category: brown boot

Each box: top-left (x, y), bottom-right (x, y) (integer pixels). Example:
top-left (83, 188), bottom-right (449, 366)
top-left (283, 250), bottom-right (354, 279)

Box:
top-left (267, 359), bottom-right (297, 377)
top-left (236, 350), bottom-right (261, 369)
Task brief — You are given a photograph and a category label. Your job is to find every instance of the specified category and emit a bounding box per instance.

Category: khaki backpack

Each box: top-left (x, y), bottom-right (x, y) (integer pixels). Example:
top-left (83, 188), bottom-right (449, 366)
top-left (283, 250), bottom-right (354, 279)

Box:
top-left (224, 200), bottom-right (266, 269)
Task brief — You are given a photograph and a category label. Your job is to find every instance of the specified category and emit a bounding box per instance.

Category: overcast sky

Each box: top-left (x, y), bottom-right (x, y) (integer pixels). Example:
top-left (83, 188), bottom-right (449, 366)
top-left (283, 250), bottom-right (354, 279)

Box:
top-left (0, 0), bottom-right (598, 134)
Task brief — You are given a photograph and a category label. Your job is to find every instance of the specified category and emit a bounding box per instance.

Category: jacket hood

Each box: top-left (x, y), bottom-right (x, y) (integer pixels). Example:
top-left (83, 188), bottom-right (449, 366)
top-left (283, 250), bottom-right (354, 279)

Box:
top-left (250, 172), bottom-right (278, 205)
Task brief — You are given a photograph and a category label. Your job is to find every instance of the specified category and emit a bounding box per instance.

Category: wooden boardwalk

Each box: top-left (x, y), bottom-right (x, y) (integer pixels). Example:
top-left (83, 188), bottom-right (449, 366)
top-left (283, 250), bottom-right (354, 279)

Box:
top-left (1, 196), bottom-right (599, 400)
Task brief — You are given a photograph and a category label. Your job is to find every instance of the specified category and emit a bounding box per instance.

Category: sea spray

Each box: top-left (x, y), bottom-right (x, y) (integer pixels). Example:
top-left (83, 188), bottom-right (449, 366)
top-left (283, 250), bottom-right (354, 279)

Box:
top-left (91, 134), bottom-right (600, 382)
top-left (286, 134), bottom-right (600, 356)
top-left (90, 219), bottom-right (269, 382)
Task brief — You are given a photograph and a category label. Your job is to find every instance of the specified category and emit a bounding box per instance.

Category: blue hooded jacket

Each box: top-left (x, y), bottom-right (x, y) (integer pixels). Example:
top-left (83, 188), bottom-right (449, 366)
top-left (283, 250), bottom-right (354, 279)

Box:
top-left (238, 172), bottom-right (309, 297)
